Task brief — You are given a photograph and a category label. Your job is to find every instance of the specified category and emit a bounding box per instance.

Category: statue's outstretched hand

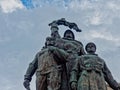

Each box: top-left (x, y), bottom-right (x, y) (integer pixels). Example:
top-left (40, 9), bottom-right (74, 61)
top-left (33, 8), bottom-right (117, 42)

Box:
top-left (23, 80), bottom-right (30, 90)
top-left (71, 82), bottom-right (77, 90)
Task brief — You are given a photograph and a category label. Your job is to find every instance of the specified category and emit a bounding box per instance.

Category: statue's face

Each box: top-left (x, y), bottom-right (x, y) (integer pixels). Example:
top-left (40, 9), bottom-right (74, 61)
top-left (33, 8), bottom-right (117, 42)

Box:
top-left (46, 38), bottom-right (55, 46)
top-left (86, 43), bottom-right (96, 53)
top-left (51, 27), bottom-right (58, 31)
top-left (64, 32), bottom-right (74, 39)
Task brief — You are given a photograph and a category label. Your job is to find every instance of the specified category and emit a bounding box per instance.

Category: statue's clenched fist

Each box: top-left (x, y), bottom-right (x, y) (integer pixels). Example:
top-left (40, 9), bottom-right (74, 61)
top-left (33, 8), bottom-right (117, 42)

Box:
top-left (23, 79), bottom-right (30, 90)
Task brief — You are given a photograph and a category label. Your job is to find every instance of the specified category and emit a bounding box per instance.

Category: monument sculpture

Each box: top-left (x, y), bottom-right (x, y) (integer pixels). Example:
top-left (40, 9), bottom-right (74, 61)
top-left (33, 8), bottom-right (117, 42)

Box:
top-left (23, 37), bottom-right (69, 90)
top-left (23, 18), bottom-right (119, 90)
top-left (70, 42), bottom-right (120, 90)
top-left (49, 19), bottom-right (85, 90)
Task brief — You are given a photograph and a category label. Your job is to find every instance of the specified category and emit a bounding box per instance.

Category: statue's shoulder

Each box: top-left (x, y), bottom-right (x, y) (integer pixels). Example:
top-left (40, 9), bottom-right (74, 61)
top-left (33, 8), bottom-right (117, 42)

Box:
top-left (68, 39), bottom-right (83, 47)
top-left (61, 37), bottom-right (69, 42)
top-left (97, 56), bottom-right (105, 63)
top-left (36, 47), bottom-right (48, 57)
top-left (56, 38), bottom-right (65, 43)
top-left (74, 40), bottom-right (83, 45)
top-left (79, 54), bottom-right (97, 59)
top-left (85, 54), bottom-right (105, 63)
top-left (77, 55), bottom-right (85, 60)
top-left (62, 38), bottom-right (83, 46)
top-left (79, 54), bottom-right (88, 60)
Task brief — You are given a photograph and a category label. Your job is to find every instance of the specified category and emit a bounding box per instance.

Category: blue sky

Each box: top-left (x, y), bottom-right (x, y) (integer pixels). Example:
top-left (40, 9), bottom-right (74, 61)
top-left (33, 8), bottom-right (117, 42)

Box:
top-left (0, 0), bottom-right (120, 90)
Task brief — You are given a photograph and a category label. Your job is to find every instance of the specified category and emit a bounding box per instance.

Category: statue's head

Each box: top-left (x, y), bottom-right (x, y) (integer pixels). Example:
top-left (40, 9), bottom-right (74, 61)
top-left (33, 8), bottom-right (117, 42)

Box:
top-left (45, 37), bottom-right (55, 46)
top-left (63, 30), bottom-right (75, 40)
top-left (85, 42), bottom-right (96, 54)
top-left (50, 23), bottom-right (59, 31)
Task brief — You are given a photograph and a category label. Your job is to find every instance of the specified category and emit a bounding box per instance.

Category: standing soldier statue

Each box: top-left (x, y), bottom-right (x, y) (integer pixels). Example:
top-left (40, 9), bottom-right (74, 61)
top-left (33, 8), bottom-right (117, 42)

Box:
top-left (70, 42), bottom-right (120, 90)
top-left (23, 37), bottom-right (69, 90)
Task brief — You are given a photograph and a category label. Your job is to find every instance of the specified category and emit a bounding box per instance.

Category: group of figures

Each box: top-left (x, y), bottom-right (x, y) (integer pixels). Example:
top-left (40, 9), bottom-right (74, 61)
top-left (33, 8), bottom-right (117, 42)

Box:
top-left (23, 18), bottom-right (120, 90)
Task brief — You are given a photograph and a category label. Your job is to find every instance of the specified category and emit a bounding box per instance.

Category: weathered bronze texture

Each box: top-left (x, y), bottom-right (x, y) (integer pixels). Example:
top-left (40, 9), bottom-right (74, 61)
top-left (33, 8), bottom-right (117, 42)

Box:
top-left (70, 42), bottom-right (120, 90)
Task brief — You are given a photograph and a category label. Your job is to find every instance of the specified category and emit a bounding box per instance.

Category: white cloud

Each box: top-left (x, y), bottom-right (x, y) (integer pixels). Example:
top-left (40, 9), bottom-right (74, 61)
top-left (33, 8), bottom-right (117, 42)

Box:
top-left (0, 36), bottom-right (11, 43)
top-left (0, 77), bottom-right (16, 90)
top-left (68, 0), bottom-right (92, 11)
top-left (67, 0), bottom-right (120, 26)
top-left (88, 11), bottom-right (102, 25)
top-left (0, 0), bottom-right (24, 13)
top-left (107, 1), bottom-right (120, 11)
top-left (88, 30), bottom-right (120, 46)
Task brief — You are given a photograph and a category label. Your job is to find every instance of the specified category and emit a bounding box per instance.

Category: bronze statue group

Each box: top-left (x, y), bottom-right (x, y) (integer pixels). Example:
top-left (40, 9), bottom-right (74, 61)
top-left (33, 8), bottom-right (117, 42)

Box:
top-left (23, 19), bottom-right (120, 90)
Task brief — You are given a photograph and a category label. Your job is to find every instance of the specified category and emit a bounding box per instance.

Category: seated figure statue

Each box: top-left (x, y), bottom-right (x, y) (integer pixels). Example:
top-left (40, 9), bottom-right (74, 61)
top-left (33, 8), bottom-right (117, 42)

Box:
top-left (23, 37), bottom-right (69, 90)
top-left (70, 42), bottom-right (120, 90)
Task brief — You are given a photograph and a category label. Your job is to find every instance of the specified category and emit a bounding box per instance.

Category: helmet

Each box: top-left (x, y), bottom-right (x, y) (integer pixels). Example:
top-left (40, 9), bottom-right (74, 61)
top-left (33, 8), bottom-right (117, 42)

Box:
top-left (63, 29), bottom-right (75, 40)
top-left (85, 42), bottom-right (96, 53)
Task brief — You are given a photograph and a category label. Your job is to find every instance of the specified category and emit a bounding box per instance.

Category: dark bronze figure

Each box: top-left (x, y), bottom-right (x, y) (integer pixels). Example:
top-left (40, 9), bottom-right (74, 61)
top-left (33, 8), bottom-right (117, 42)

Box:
top-left (55, 31), bottom-right (85, 90)
top-left (70, 42), bottom-right (120, 90)
top-left (49, 21), bottom-right (85, 90)
top-left (23, 19), bottom-right (119, 90)
top-left (23, 37), bottom-right (69, 90)
top-left (47, 19), bottom-right (85, 90)
top-left (23, 19), bottom-right (84, 90)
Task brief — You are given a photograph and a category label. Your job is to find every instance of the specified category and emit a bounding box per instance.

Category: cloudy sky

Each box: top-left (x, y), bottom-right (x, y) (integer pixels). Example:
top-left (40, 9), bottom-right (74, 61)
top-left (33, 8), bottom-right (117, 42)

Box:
top-left (0, 0), bottom-right (120, 90)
